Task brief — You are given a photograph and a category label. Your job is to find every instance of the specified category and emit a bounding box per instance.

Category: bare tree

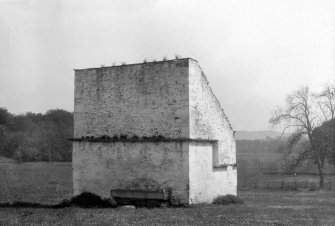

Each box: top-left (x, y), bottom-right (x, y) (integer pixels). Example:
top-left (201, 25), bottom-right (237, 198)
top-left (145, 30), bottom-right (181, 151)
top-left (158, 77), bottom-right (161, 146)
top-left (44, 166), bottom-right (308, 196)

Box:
top-left (269, 86), bottom-right (327, 189)
top-left (312, 119), bottom-right (335, 185)
top-left (315, 84), bottom-right (335, 121)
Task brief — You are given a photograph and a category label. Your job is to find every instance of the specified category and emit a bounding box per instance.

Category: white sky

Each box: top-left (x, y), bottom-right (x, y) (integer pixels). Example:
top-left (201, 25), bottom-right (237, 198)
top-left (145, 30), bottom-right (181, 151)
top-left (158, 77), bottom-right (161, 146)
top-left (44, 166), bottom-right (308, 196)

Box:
top-left (0, 0), bottom-right (334, 131)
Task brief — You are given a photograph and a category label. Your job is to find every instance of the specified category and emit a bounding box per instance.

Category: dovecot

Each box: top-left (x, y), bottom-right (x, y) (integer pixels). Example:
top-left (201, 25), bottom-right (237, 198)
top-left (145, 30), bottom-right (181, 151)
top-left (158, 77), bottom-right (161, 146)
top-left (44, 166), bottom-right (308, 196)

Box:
top-left (72, 58), bottom-right (237, 204)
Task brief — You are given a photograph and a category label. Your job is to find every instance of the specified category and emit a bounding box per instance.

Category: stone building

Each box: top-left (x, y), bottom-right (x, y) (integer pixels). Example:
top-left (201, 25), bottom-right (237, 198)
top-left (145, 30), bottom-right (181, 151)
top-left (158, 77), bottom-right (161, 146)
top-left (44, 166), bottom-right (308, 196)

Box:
top-left (72, 58), bottom-right (237, 204)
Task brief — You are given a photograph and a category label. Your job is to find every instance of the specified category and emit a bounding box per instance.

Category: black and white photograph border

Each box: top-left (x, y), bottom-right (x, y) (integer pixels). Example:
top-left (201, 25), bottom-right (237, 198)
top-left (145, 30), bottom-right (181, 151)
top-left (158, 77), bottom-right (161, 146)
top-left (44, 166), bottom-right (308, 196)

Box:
top-left (0, 0), bottom-right (335, 225)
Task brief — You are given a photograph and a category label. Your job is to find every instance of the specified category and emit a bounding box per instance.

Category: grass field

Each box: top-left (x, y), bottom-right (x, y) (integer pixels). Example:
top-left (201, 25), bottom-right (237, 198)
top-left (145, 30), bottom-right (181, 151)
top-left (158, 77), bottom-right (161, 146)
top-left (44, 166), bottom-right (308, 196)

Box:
top-left (0, 190), bottom-right (334, 225)
top-left (1, 162), bottom-right (335, 225)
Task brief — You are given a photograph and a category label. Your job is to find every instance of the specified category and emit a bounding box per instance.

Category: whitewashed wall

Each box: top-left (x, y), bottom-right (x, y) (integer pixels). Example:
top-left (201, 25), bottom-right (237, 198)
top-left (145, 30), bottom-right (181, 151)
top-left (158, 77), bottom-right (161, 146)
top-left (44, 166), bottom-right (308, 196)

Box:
top-left (73, 141), bottom-right (190, 203)
top-left (188, 142), bottom-right (237, 204)
top-left (189, 59), bottom-right (236, 166)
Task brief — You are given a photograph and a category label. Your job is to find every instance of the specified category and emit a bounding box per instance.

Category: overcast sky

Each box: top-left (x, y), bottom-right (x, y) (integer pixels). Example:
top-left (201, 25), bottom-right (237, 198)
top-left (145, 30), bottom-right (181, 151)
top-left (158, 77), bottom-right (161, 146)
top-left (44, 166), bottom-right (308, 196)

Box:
top-left (1, 0), bottom-right (335, 131)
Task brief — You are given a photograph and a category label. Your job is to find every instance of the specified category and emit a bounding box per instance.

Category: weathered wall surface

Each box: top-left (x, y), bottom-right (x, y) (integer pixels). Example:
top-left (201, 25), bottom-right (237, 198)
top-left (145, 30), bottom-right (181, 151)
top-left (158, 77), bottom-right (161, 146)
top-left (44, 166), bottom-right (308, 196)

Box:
top-left (74, 60), bottom-right (189, 138)
top-left (188, 142), bottom-right (237, 204)
top-left (189, 59), bottom-right (236, 166)
top-left (73, 141), bottom-right (190, 203)
top-left (73, 58), bottom-right (237, 204)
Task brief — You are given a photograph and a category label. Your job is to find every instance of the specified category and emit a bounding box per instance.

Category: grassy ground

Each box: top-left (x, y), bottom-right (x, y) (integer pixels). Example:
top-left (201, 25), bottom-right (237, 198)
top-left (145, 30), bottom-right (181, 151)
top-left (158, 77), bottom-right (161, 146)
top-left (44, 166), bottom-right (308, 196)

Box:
top-left (1, 162), bottom-right (335, 225)
top-left (0, 190), bottom-right (334, 225)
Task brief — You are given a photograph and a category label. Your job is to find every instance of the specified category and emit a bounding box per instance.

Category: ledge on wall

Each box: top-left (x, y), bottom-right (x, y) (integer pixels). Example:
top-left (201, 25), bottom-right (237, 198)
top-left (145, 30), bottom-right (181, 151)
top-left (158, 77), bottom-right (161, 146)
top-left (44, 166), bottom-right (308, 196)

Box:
top-left (68, 136), bottom-right (217, 143)
top-left (213, 163), bottom-right (237, 169)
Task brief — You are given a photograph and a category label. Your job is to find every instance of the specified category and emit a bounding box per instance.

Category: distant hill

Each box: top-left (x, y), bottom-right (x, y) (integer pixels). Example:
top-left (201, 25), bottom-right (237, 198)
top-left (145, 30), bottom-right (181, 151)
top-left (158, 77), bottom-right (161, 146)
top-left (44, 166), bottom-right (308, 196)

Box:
top-left (235, 130), bottom-right (281, 140)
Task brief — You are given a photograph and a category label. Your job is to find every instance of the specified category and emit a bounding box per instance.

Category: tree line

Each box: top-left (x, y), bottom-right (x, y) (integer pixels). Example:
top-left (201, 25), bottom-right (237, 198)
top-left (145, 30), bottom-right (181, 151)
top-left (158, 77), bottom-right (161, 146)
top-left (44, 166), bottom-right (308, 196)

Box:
top-left (0, 108), bottom-right (73, 162)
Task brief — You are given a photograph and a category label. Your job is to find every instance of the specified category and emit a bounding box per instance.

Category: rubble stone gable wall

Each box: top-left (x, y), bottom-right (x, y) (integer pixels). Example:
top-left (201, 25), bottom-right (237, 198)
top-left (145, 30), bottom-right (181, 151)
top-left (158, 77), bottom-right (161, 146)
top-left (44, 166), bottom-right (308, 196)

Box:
top-left (74, 60), bottom-right (190, 138)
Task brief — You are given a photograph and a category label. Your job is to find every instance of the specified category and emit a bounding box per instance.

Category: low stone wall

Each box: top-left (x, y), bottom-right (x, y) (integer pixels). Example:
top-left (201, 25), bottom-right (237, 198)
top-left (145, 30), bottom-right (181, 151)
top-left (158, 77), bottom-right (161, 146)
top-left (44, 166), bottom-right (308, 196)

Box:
top-left (238, 174), bottom-right (335, 190)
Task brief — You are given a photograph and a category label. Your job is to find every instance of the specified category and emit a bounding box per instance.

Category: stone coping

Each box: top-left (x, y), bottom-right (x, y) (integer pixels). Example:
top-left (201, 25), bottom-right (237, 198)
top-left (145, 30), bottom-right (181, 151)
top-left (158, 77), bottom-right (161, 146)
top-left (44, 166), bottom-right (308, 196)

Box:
top-left (74, 58), bottom-right (197, 71)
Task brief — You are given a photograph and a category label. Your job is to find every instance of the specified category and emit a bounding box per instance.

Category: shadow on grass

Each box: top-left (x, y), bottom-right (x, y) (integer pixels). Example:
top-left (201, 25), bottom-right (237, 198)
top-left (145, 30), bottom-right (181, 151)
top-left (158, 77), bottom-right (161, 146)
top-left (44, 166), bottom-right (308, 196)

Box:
top-left (0, 192), bottom-right (116, 209)
top-left (0, 193), bottom-right (245, 209)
